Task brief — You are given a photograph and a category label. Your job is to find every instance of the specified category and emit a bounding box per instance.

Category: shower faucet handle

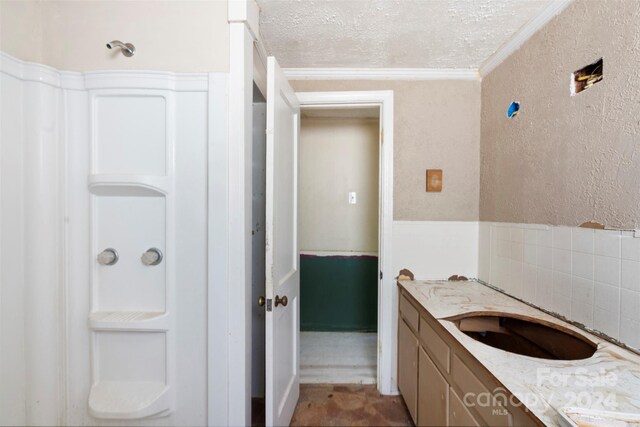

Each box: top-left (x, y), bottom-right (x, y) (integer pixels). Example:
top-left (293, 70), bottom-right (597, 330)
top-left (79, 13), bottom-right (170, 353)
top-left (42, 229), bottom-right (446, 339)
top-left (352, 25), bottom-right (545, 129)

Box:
top-left (97, 248), bottom-right (119, 266)
top-left (141, 248), bottom-right (163, 266)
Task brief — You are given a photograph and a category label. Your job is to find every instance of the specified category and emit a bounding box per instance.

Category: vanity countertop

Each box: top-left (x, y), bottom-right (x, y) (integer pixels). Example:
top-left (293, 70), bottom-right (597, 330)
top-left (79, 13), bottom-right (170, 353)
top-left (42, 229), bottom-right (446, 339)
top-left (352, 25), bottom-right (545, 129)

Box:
top-left (398, 279), bottom-right (640, 426)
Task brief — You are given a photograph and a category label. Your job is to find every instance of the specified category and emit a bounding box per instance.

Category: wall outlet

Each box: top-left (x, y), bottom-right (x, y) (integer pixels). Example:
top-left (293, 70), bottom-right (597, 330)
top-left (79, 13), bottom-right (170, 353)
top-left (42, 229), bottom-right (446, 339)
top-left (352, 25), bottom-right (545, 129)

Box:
top-left (348, 192), bottom-right (357, 204)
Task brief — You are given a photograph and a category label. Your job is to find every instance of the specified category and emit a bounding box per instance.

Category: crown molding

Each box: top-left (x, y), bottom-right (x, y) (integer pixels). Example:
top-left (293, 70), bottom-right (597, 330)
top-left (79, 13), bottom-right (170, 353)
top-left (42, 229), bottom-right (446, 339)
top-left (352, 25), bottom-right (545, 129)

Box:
top-left (479, 0), bottom-right (572, 77)
top-left (283, 67), bottom-right (480, 81)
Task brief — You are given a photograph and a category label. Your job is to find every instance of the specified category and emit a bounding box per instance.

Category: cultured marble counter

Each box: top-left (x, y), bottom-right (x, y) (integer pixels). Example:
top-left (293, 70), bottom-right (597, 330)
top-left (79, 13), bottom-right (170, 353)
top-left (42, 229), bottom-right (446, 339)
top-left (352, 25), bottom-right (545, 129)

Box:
top-left (398, 279), bottom-right (640, 426)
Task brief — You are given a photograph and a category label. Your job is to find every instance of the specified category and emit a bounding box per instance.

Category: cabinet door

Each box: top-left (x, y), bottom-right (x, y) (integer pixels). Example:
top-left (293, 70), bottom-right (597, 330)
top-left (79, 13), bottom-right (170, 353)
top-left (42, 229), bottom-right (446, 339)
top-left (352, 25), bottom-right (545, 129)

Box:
top-left (449, 388), bottom-right (480, 427)
top-left (398, 318), bottom-right (418, 422)
top-left (418, 348), bottom-right (448, 426)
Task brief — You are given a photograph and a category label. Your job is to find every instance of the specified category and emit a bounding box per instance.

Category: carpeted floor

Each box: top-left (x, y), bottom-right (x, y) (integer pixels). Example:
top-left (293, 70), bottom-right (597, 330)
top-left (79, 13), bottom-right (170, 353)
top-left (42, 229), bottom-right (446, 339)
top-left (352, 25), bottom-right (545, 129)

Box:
top-left (290, 384), bottom-right (414, 426)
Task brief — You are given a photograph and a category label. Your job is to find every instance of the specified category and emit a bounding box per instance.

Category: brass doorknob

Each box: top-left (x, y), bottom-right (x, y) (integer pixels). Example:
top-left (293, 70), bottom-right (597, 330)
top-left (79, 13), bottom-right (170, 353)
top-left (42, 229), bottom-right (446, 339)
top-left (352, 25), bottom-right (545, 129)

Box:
top-left (258, 296), bottom-right (265, 307)
top-left (275, 295), bottom-right (288, 307)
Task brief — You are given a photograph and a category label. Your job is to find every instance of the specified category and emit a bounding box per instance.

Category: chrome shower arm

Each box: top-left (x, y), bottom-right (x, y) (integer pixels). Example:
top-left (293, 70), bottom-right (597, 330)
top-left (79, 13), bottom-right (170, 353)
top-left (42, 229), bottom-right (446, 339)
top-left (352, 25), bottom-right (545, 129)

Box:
top-left (106, 40), bottom-right (135, 57)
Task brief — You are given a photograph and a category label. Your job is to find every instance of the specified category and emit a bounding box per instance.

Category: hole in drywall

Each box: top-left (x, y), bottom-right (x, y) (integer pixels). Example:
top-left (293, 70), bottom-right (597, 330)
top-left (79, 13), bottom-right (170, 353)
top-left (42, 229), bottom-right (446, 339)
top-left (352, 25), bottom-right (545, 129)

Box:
top-left (571, 58), bottom-right (603, 96)
top-left (507, 101), bottom-right (520, 118)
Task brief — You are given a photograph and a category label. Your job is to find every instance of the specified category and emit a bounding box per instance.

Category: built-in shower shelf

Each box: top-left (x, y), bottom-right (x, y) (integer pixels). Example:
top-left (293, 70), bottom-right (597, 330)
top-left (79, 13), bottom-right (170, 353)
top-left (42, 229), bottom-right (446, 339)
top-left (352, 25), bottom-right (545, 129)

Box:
top-left (90, 311), bottom-right (169, 331)
top-left (88, 381), bottom-right (171, 419)
top-left (89, 174), bottom-right (170, 196)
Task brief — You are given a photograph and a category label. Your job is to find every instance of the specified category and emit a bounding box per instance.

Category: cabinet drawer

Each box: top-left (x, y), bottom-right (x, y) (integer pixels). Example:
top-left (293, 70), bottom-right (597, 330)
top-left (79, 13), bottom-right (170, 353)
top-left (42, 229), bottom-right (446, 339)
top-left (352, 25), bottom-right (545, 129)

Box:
top-left (418, 347), bottom-right (448, 427)
top-left (419, 316), bottom-right (450, 373)
top-left (451, 354), bottom-right (511, 427)
top-left (400, 293), bottom-right (419, 332)
top-left (449, 388), bottom-right (480, 427)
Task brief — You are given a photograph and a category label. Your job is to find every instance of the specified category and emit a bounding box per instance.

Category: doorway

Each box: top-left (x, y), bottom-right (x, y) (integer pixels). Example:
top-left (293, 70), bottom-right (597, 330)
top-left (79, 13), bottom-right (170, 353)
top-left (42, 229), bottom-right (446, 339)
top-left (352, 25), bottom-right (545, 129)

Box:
top-left (298, 107), bottom-right (380, 384)
top-left (296, 91), bottom-right (395, 396)
top-left (249, 88), bottom-right (395, 426)
top-left (251, 83), bottom-right (267, 426)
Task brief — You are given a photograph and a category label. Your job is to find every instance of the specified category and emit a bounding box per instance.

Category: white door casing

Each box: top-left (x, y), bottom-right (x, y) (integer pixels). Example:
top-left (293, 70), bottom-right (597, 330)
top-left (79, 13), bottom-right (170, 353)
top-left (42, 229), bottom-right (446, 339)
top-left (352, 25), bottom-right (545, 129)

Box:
top-left (294, 91), bottom-right (395, 396)
top-left (265, 56), bottom-right (301, 426)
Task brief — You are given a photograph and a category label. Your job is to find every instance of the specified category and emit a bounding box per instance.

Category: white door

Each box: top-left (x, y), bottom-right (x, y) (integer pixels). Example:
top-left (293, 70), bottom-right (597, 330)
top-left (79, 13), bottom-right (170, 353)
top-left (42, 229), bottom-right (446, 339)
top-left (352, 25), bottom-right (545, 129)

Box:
top-left (265, 56), bottom-right (301, 426)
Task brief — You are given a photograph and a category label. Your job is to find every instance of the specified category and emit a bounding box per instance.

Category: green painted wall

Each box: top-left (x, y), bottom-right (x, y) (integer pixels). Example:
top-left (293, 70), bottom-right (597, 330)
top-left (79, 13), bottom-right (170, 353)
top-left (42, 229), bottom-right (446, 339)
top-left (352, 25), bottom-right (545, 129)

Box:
top-left (300, 255), bottom-right (378, 332)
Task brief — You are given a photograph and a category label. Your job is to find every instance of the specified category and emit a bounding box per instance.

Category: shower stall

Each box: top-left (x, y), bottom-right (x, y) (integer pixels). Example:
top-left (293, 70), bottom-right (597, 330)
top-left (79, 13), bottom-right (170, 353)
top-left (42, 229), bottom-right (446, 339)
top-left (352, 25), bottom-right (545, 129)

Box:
top-left (0, 50), bottom-right (227, 425)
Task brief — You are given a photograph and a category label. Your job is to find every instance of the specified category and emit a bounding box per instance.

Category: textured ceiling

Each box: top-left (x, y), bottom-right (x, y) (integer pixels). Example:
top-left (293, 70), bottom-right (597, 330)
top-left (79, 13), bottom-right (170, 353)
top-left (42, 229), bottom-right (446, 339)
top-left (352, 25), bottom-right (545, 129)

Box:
top-left (258, 0), bottom-right (553, 69)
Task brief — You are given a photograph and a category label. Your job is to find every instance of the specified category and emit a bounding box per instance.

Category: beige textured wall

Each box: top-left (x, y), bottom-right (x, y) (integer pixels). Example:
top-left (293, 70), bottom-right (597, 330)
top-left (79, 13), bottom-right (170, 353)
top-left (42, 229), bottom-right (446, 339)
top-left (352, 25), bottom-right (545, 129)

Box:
top-left (0, 0), bottom-right (229, 72)
top-left (293, 80), bottom-right (481, 221)
top-left (299, 117), bottom-right (379, 253)
top-left (0, 1), bottom-right (43, 63)
top-left (480, 0), bottom-right (640, 229)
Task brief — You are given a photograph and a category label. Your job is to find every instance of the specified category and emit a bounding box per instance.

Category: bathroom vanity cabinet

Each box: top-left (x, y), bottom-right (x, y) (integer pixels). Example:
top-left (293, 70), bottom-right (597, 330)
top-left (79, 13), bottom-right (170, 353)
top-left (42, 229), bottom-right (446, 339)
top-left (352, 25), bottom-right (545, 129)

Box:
top-left (397, 287), bottom-right (540, 427)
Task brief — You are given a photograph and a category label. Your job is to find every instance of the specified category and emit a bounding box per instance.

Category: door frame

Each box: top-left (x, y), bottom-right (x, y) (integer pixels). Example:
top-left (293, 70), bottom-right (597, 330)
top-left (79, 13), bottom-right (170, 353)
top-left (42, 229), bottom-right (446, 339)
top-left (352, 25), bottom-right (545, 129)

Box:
top-left (217, 2), bottom-right (263, 426)
top-left (296, 91), bottom-right (395, 395)
top-left (223, 5), bottom-right (397, 424)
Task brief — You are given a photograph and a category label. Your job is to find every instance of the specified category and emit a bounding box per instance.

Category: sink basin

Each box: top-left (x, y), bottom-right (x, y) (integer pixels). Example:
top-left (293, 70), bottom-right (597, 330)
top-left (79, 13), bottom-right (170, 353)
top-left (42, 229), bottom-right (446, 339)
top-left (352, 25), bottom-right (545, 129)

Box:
top-left (447, 313), bottom-right (597, 360)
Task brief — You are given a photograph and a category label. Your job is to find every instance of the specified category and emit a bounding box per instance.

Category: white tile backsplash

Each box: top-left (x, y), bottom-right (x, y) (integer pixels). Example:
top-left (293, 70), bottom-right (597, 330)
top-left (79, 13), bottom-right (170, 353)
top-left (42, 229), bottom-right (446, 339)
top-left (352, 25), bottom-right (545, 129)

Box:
top-left (510, 227), bottom-right (524, 243)
top-left (524, 229), bottom-right (537, 245)
top-left (620, 289), bottom-right (640, 321)
top-left (523, 244), bottom-right (536, 265)
top-left (571, 276), bottom-right (594, 305)
top-left (572, 228), bottom-right (594, 253)
top-left (536, 267), bottom-right (553, 308)
top-left (595, 255), bottom-right (620, 286)
top-left (478, 222), bottom-right (491, 281)
top-left (479, 223), bottom-right (639, 350)
top-left (620, 317), bottom-right (640, 349)
top-left (511, 242), bottom-right (524, 262)
top-left (552, 248), bottom-right (572, 274)
top-left (552, 226), bottom-right (572, 250)
top-left (523, 264), bottom-right (537, 301)
top-left (510, 260), bottom-right (524, 298)
top-left (594, 306), bottom-right (620, 337)
top-left (594, 282), bottom-right (620, 312)
top-left (537, 229), bottom-right (552, 248)
top-left (595, 230), bottom-right (621, 258)
top-left (536, 245), bottom-right (552, 269)
top-left (553, 293), bottom-right (572, 318)
top-left (572, 251), bottom-right (594, 280)
top-left (621, 259), bottom-right (640, 292)
top-left (553, 271), bottom-right (572, 298)
top-left (496, 226), bottom-right (510, 241)
top-left (497, 238), bottom-right (510, 258)
top-left (621, 233), bottom-right (640, 261)
top-left (571, 301), bottom-right (593, 326)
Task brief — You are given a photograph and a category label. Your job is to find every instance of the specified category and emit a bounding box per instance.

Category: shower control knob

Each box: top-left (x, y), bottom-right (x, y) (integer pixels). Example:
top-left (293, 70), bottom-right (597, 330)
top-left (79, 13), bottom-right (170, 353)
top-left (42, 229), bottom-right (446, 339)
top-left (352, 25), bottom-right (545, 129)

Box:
top-left (97, 248), bottom-right (119, 266)
top-left (141, 248), bottom-right (163, 266)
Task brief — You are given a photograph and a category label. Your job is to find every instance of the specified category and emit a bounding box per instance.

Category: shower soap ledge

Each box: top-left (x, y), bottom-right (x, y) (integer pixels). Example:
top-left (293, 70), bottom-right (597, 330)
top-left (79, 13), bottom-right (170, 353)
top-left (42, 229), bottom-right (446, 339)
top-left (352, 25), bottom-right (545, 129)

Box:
top-left (89, 174), bottom-right (170, 197)
top-left (90, 311), bottom-right (169, 331)
top-left (88, 381), bottom-right (171, 419)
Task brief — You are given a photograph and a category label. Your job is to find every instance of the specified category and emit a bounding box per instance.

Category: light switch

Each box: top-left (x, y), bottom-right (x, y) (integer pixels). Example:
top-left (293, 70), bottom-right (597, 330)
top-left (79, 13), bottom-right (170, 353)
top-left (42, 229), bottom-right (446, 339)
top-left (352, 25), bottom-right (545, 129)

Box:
top-left (348, 192), bottom-right (357, 204)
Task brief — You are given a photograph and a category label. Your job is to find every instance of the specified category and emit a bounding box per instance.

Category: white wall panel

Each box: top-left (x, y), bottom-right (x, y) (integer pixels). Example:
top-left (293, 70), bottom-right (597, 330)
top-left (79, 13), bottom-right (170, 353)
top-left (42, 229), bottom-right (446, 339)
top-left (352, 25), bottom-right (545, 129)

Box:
top-left (0, 71), bottom-right (28, 426)
top-left (22, 76), bottom-right (64, 426)
top-left (0, 65), bottom-right (65, 425)
top-left (392, 221), bottom-right (479, 280)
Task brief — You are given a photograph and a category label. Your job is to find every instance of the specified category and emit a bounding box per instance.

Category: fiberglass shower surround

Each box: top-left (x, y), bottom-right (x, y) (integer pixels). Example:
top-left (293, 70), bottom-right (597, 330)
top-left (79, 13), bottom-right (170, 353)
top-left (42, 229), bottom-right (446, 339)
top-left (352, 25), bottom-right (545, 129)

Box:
top-left (0, 51), bottom-right (226, 425)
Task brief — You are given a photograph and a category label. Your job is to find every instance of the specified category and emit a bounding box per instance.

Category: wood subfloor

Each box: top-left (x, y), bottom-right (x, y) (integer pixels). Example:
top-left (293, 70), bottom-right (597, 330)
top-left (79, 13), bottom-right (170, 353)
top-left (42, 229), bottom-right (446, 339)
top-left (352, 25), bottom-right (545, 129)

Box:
top-left (290, 384), bottom-right (413, 426)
